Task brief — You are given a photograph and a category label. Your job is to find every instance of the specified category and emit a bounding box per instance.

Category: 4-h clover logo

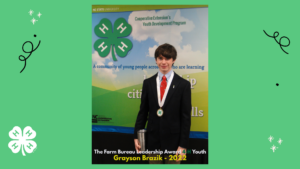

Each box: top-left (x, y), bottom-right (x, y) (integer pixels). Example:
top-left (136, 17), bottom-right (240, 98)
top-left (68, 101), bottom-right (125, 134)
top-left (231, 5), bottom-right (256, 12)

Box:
top-left (8, 126), bottom-right (37, 156)
top-left (94, 18), bottom-right (133, 61)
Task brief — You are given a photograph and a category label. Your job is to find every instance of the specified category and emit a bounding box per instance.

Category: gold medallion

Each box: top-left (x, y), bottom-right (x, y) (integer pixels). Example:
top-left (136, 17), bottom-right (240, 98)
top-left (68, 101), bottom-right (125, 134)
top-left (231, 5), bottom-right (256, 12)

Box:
top-left (157, 108), bottom-right (163, 117)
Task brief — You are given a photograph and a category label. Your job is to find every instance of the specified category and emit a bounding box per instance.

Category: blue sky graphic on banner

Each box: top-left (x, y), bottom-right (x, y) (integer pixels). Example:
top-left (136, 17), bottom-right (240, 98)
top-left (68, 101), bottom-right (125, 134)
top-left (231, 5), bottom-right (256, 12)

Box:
top-left (92, 8), bottom-right (208, 91)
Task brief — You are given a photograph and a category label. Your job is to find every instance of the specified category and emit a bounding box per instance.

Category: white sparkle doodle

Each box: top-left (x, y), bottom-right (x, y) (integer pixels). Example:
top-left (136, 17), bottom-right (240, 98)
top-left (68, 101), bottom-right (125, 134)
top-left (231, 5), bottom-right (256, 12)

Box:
top-left (270, 145), bottom-right (278, 153)
top-left (268, 135), bottom-right (274, 142)
top-left (31, 18), bottom-right (38, 25)
top-left (278, 138), bottom-right (283, 145)
top-left (8, 126), bottom-right (37, 156)
top-left (28, 10), bottom-right (42, 25)
top-left (37, 12), bottom-right (42, 18)
top-left (28, 9), bottom-right (34, 16)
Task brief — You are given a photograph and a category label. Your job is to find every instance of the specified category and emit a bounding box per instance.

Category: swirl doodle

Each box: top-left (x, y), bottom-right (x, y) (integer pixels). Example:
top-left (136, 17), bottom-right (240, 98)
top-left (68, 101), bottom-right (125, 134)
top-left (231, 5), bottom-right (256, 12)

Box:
top-left (19, 34), bottom-right (41, 73)
top-left (263, 30), bottom-right (290, 54)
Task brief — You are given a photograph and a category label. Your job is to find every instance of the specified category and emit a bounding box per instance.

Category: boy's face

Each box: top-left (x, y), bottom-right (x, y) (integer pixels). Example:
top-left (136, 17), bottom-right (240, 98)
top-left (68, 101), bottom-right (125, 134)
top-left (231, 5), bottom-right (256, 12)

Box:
top-left (155, 55), bottom-right (175, 74)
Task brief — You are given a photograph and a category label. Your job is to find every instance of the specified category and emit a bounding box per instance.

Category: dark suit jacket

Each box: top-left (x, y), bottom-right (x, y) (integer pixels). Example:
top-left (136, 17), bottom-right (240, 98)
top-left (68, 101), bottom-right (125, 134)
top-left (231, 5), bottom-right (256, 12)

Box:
top-left (134, 72), bottom-right (192, 152)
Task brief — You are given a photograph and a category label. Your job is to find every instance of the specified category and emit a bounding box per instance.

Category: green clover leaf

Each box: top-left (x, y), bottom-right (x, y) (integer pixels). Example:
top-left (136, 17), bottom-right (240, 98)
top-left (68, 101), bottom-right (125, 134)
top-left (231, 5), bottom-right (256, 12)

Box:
top-left (94, 18), bottom-right (132, 61)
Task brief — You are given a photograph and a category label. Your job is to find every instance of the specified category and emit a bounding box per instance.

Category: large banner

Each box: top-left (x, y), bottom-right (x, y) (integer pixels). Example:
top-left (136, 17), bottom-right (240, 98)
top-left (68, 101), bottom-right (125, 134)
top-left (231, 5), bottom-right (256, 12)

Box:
top-left (92, 5), bottom-right (208, 138)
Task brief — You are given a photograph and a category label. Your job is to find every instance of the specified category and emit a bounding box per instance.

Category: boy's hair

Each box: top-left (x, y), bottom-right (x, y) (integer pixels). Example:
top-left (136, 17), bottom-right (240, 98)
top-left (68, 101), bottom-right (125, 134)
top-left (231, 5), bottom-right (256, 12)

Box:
top-left (154, 43), bottom-right (177, 61)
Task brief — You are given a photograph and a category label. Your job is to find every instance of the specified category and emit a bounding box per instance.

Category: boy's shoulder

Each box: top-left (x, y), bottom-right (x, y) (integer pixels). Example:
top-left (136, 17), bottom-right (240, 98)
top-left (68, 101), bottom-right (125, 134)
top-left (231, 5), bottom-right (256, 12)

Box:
top-left (144, 73), bottom-right (158, 82)
top-left (173, 72), bottom-right (191, 85)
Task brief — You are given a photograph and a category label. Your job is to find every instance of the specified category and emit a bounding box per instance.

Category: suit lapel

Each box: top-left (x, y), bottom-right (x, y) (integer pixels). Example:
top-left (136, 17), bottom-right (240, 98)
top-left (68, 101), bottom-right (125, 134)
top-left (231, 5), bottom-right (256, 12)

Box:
top-left (163, 73), bottom-right (182, 109)
top-left (150, 73), bottom-right (159, 107)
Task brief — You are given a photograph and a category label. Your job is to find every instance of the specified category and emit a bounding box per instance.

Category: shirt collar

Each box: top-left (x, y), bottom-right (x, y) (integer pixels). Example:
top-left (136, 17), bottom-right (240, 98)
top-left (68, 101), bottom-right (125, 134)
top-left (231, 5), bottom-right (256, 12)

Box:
top-left (158, 69), bottom-right (173, 82)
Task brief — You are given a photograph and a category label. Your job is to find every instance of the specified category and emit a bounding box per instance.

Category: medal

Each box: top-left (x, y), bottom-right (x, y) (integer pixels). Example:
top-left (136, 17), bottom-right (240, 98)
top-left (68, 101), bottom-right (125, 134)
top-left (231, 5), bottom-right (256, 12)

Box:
top-left (156, 71), bottom-right (174, 117)
top-left (157, 108), bottom-right (164, 117)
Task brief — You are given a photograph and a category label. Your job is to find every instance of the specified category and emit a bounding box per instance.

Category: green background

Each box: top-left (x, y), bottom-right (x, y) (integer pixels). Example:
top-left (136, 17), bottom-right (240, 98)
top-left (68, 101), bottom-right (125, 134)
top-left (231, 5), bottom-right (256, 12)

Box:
top-left (0, 0), bottom-right (298, 168)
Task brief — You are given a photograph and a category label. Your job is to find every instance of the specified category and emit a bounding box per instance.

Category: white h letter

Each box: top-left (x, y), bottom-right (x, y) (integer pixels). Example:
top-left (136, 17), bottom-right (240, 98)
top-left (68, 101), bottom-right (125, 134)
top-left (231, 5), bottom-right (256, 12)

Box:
top-left (118, 42), bottom-right (128, 52)
top-left (99, 24), bottom-right (108, 34)
top-left (117, 23), bottom-right (127, 34)
top-left (98, 42), bottom-right (107, 52)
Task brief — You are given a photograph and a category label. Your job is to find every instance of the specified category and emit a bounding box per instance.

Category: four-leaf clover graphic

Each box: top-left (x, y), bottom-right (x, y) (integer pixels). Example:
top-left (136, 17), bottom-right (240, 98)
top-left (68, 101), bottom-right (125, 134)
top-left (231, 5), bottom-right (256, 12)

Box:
top-left (94, 18), bottom-right (133, 61)
top-left (8, 126), bottom-right (37, 156)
